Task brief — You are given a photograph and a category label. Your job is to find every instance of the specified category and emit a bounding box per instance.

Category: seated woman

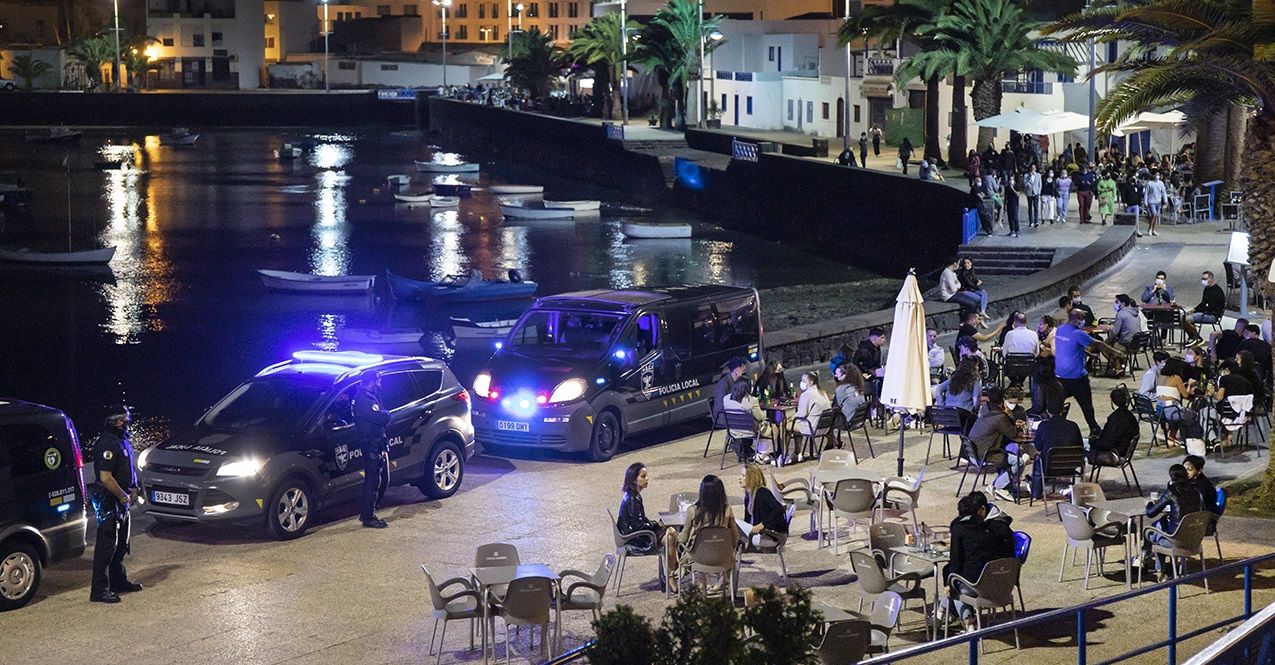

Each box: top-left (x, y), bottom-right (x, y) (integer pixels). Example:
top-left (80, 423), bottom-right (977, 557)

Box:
top-left (933, 357), bottom-right (982, 412)
top-left (1155, 361), bottom-right (1194, 444)
top-left (832, 362), bottom-right (868, 423)
top-left (722, 377), bottom-right (775, 465)
top-left (675, 474), bottom-right (738, 591)
top-left (1142, 464), bottom-right (1204, 577)
top-left (738, 464), bottom-right (788, 550)
top-left (957, 257), bottom-right (991, 318)
top-left (756, 360), bottom-right (791, 399)
top-left (616, 462), bottom-right (674, 585)
top-left (785, 371), bottom-right (831, 464)
top-left (1029, 356), bottom-right (1066, 417)
top-left (942, 491), bottom-right (1015, 631)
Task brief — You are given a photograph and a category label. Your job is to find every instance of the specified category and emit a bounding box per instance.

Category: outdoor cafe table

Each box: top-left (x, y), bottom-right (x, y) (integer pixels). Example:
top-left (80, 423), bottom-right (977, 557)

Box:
top-left (469, 563), bottom-right (560, 663)
top-left (1087, 496), bottom-right (1150, 589)
top-left (812, 468), bottom-right (886, 548)
top-left (888, 545), bottom-right (951, 640)
top-left (761, 400), bottom-right (797, 456)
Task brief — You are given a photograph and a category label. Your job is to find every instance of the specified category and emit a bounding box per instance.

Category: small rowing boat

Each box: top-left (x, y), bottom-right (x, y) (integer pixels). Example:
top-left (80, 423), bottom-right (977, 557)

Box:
top-left (544, 200), bottom-right (601, 212)
top-left (450, 317), bottom-right (519, 342)
top-left (620, 221), bottom-right (693, 239)
top-left (499, 201), bottom-right (575, 220)
top-left (386, 269), bottom-right (537, 302)
top-left (394, 192), bottom-right (433, 203)
top-left (415, 160), bottom-right (480, 173)
top-left (0, 246), bottom-right (116, 265)
top-left (489, 184), bottom-right (544, 195)
top-left (256, 269), bottom-right (375, 293)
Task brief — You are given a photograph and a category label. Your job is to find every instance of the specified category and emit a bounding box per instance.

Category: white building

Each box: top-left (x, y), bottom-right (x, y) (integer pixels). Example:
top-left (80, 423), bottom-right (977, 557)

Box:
top-left (146, 0), bottom-right (267, 88)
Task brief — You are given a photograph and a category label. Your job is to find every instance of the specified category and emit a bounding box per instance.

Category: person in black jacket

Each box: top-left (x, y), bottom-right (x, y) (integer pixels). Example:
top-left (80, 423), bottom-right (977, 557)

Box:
top-left (739, 464), bottom-right (788, 550)
top-left (943, 491), bottom-right (1015, 630)
top-left (853, 329), bottom-right (886, 377)
top-left (712, 356), bottom-right (748, 422)
top-left (1142, 464), bottom-right (1205, 574)
top-left (1183, 271), bottom-right (1226, 344)
top-left (617, 462), bottom-right (667, 553)
top-left (1029, 403), bottom-right (1082, 499)
top-left (1184, 455), bottom-right (1220, 514)
top-left (353, 371), bottom-right (392, 528)
top-left (1089, 389), bottom-right (1140, 465)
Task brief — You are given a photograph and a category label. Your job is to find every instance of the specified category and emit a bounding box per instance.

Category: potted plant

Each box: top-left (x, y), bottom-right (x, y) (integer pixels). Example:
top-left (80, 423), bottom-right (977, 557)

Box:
top-left (706, 100), bottom-right (723, 128)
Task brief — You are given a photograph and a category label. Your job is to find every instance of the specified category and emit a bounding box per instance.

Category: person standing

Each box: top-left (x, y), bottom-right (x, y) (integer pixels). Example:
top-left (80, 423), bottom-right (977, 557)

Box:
top-left (1054, 309), bottom-right (1103, 434)
top-left (1143, 172), bottom-right (1168, 237)
top-left (1097, 170), bottom-right (1118, 225)
top-left (1004, 171), bottom-right (1021, 237)
top-left (89, 405), bottom-right (144, 603)
top-left (871, 125), bottom-right (882, 156)
top-left (1024, 163), bottom-right (1042, 228)
top-left (966, 150), bottom-right (982, 188)
top-left (859, 132), bottom-right (869, 168)
top-left (898, 137), bottom-right (914, 175)
top-left (1040, 168), bottom-right (1058, 224)
top-left (353, 371), bottom-right (392, 528)
top-left (1056, 170), bottom-right (1073, 222)
top-left (1075, 164), bottom-right (1097, 223)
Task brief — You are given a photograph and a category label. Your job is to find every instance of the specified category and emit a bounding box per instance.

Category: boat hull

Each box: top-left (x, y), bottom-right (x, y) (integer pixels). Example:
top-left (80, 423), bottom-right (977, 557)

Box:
top-left (394, 193), bottom-right (433, 203)
top-left (543, 200), bottom-right (601, 211)
top-left (620, 222), bottom-right (692, 239)
top-left (257, 269), bottom-right (375, 293)
top-left (499, 204), bottom-right (575, 220)
top-left (386, 271), bottom-right (537, 302)
top-left (415, 160), bottom-right (480, 173)
top-left (0, 247), bottom-right (116, 265)
top-left (489, 185), bottom-right (544, 194)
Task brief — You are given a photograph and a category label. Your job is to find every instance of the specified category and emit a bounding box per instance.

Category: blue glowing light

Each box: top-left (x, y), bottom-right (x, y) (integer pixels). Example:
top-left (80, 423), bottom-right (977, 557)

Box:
top-left (613, 349), bottom-right (627, 360)
top-left (749, 352), bottom-right (759, 360)
top-left (501, 394), bottom-right (538, 418)
top-left (595, 377), bottom-right (607, 385)
top-left (494, 341), bottom-right (503, 350)
top-left (56, 503), bottom-right (71, 513)
top-left (292, 350), bottom-right (383, 366)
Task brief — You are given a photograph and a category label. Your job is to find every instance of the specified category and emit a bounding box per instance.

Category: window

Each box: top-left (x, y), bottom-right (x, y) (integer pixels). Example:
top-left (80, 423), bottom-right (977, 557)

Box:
top-left (478, 3), bottom-right (485, 17)
top-left (381, 64), bottom-right (399, 70)
top-left (192, 33), bottom-right (205, 47)
top-left (211, 31), bottom-right (223, 44)
top-left (379, 372), bottom-right (422, 410)
top-left (714, 296), bottom-right (759, 350)
top-left (528, 2), bottom-right (539, 16)
top-left (746, 96), bottom-right (752, 115)
top-left (853, 104), bottom-right (860, 123)
top-left (806, 101), bottom-right (813, 123)
top-left (338, 61), bottom-right (356, 69)
top-left (492, 25), bottom-right (498, 39)
top-left (409, 369), bottom-right (444, 396)
top-left (492, 2), bottom-right (499, 18)
top-left (456, 24), bottom-right (468, 38)
top-left (568, 25), bottom-right (578, 38)
top-left (547, 24), bottom-right (558, 40)
top-left (265, 36), bottom-right (276, 48)
top-left (548, 2), bottom-right (558, 18)
top-left (620, 313), bottom-right (660, 363)
top-left (377, 4), bottom-right (390, 14)
top-left (163, 37), bottom-right (174, 46)
top-left (404, 4), bottom-right (419, 14)
top-left (567, 1), bottom-right (578, 17)
top-left (1106, 42), bottom-right (1117, 64)
top-left (454, 3), bottom-right (466, 17)
top-left (822, 102), bottom-right (829, 120)
top-left (768, 46), bottom-right (774, 62)
top-left (0, 423), bottom-right (61, 480)
top-left (787, 99), bottom-right (793, 121)
top-left (36, 20), bottom-right (46, 37)
top-left (720, 93), bottom-right (726, 110)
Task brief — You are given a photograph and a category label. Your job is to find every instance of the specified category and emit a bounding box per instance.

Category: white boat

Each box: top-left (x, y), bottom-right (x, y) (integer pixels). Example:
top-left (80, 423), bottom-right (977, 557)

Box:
top-left (499, 202), bottom-right (574, 220)
top-left (0, 247), bottom-right (116, 265)
top-left (451, 317), bottom-right (518, 342)
top-left (544, 199), bottom-right (601, 212)
top-left (256, 269), bottom-right (375, 294)
top-left (342, 328), bottom-right (422, 345)
top-left (489, 184), bottom-right (544, 195)
top-left (160, 129), bottom-right (200, 146)
top-left (103, 164), bottom-right (149, 176)
top-left (415, 160), bottom-right (480, 173)
top-left (620, 221), bottom-right (693, 239)
top-left (276, 145), bottom-right (303, 160)
top-left (430, 195), bottom-right (461, 207)
top-left (386, 174), bottom-right (412, 186)
top-left (394, 192), bottom-right (433, 203)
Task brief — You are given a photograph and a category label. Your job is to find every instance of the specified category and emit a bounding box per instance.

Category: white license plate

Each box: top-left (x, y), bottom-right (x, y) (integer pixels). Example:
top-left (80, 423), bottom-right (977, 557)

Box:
top-left (496, 420), bottom-right (530, 432)
top-left (151, 490), bottom-right (191, 507)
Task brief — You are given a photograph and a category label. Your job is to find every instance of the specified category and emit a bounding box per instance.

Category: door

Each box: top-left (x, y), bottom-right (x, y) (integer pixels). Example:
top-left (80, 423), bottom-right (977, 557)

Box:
top-left (377, 370), bottom-right (430, 483)
top-left (0, 420), bottom-right (81, 530)
top-left (317, 383), bottom-right (364, 498)
top-left (614, 311), bottom-right (668, 434)
top-left (869, 97), bottom-right (889, 132)
top-left (662, 302), bottom-right (720, 424)
top-left (836, 98), bottom-right (845, 138)
top-left (777, 46), bottom-right (782, 72)
top-left (797, 98), bottom-right (803, 130)
top-left (211, 55), bottom-right (231, 84)
top-left (733, 94), bottom-right (739, 126)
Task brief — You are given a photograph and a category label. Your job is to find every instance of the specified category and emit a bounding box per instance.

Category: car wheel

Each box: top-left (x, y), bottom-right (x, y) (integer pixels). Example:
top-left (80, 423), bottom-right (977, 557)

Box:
top-left (1, 83), bottom-right (13, 91)
top-left (0, 542), bottom-right (41, 611)
top-left (265, 478), bottom-right (313, 540)
top-left (588, 410), bottom-right (622, 462)
top-left (416, 439), bottom-right (464, 500)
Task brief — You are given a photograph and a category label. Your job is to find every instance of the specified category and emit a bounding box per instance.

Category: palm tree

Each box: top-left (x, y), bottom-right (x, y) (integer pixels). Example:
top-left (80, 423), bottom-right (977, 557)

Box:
top-left (639, 0), bottom-right (724, 130)
top-left (924, 0), bottom-right (1077, 150)
top-left (9, 54), bottom-right (52, 91)
top-left (119, 36), bottom-right (159, 90)
top-left (501, 27), bottom-right (564, 102)
top-left (633, 22), bottom-right (685, 129)
top-left (1047, 0), bottom-right (1275, 505)
top-left (65, 34), bottom-right (117, 90)
top-left (844, 0), bottom-right (963, 168)
top-left (567, 13), bottom-right (638, 121)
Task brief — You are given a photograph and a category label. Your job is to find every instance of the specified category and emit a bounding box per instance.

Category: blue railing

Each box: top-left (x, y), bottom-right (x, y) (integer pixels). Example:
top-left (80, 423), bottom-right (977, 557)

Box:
top-left (1002, 80), bottom-right (1054, 95)
top-left (1184, 600), bottom-right (1275, 664)
top-left (538, 552), bottom-right (1275, 665)
top-left (732, 139), bottom-right (759, 162)
top-left (961, 208), bottom-right (980, 245)
top-left (860, 552), bottom-right (1275, 665)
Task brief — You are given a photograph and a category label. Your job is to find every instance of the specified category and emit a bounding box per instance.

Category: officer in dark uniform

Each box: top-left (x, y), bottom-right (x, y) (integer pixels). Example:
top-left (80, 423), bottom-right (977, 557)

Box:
top-left (89, 405), bottom-right (144, 603)
top-left (352, 371), bottom-right (391, 528)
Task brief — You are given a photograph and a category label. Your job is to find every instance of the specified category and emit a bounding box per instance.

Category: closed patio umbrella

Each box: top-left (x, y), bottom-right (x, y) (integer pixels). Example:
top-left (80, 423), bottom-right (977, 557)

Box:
top-left (879, 269), bottom-right (932, 476)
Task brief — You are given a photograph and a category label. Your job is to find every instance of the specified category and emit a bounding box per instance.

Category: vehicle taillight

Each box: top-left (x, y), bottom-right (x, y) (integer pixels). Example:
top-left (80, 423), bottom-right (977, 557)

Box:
top-left (452, 389), bottom-right (469, 402)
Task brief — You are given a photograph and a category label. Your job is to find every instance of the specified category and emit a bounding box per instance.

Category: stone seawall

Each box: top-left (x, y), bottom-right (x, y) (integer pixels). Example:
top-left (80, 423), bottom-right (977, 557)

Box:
top-left (0, 90), bottom-right (412, 126)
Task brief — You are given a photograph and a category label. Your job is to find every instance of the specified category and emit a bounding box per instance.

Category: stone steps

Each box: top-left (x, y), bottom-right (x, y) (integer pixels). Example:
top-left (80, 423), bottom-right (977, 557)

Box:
top-left (958, 245), bottom-right (1056, 276)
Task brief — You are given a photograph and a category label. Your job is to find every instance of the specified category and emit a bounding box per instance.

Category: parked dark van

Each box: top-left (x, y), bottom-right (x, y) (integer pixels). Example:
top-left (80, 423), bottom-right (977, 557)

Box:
top-left (470, 286), bottom-right (762, 460)
top-left (0, 400), bottom-right (88, 611)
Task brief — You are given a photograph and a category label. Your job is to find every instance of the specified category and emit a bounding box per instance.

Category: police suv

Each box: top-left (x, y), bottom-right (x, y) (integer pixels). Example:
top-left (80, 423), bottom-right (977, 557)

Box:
top-left (0, 400), bottom-right (88, 611)
top-left (137, 351), bottom-right (475, 539)
top-left (471, 286), bottom-right (762, 461)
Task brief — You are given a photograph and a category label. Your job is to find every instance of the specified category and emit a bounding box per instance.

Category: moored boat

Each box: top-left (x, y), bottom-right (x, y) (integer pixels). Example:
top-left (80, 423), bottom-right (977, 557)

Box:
top-left (0, 246), bottom-right (116, 265)
top-left (341, 327), bottom-right (422, 345)
top-left (415, 160), bottom-right (480, 173)
top-left (430, 195), bottom-right (461, 207)
top-left (386, 269), bottom-right (537, 302)
top-left (620, 221), bottom-right (693, 239)
top-left (489, 184), bottom-right (544, 195)
top-left (394, 192), bottom-right (433, 203)
top-left (256, 269), bottom-right (375, 293)
top-left (450, 317), bottom-right (519, 342)
top-left (543, 199), bottom-right (601, 212)
top-left (160, 129), bottom-right (200, 146)
top-left (499, 202), bottom-right (575, 220)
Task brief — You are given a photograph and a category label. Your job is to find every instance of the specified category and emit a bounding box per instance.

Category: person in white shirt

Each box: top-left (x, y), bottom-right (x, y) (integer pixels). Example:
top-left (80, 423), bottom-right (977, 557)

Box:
top-left (785, 371), bottom-right (831, 465)
top-left (1140, 351), bottom-right (1169, 397)
top-left (1002, 313), bottom-right (1040, 356)
top-left (1142, 172), bottom-right (1168, 237)
top-left (722, 377), bottom-right (775, 464)
top-left (927, 328), bottom-right (946, 374)
top-left (941, 256), bottom-right (984, 315)
top-left (1024, 163), bottom-right (1043, 228)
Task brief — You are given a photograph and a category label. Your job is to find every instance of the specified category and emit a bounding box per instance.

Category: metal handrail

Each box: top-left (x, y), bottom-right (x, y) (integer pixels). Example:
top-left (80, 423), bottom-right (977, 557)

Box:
top-left (539, 552), bottom-right (1275, 665)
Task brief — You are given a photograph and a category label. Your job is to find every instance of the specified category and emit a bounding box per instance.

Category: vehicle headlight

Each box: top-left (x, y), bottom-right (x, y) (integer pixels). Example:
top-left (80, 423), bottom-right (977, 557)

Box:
top-left (136, 447), bottom-right (152, 470)
top-left (473, 371), bottom-right (492, 398)
top-left (549, 378), bottom-right (588, 405)
top-left (216, 458), bottom-right (264, 477)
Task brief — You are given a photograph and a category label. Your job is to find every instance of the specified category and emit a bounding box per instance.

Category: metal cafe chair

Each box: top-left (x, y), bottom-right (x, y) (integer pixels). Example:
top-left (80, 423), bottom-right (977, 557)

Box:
top-left (721, 409), bottom-right (762, 469)
top-left (1029, 445), bottom-right (1086, 514)
top-left (926, 405), bottom-right (972, 464)
top-left (1088, 432), bottom-right (1142, 496)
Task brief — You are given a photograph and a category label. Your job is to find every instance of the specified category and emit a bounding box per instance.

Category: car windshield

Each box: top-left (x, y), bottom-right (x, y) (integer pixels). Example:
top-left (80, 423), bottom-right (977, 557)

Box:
top-left (507, 309), bottom-right (627, 360)
top-left (202, 377), bottom-right (330, 433)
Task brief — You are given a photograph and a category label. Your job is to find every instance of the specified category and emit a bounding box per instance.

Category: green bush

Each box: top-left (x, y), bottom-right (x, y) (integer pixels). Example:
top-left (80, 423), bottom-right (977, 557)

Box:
top-left (742, 586), bottom-right (823, 665)
top-left (590, 604), bottom-right (656, 665)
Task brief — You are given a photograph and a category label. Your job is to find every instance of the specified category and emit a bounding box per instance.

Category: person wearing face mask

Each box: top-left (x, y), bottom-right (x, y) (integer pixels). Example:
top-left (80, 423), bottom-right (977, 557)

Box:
top-left (968, 388), bottom-right (1034, 502)
top-left (785, 371), bottom-right (830, 464)
top-left (1040, 168), bottom-right (1058, 224)
top-left (1141, 351), bottom-right (1170, 398)
top-left (1143, 171), bottom-right (1168, 236)
top-left (1103, 294), bottom-right (1142, 375)
top-left (1140, 270), bottom-right (1176, 305)
top-left (1182, 271), bottom-right (1226, 346)
top-left (89, 405), bottom-right (145, 603)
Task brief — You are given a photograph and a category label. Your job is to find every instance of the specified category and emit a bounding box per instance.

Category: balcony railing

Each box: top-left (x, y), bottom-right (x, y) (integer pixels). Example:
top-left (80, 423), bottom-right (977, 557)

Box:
top-left (866, 58), bottom-right (895, 77)
top-left (1001, 80), bottom-right (1054, 95)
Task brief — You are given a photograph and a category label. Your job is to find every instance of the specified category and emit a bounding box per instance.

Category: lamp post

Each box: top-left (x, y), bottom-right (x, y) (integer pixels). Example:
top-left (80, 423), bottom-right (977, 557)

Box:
top-left (507, 0), bottom-right (513, 70)
top-left (619, 0), bottom-right (628, 124)
top-left (433, 0), bottom-right (452, 88)
top-left (515, 3), bottom-right (523, 30)
top-left (111, 0), bottom-right (122, 90)
top-left (842, 0), bottom-right (853, 153)
top-left (1085, 0), bottom-right (1096, 162)
top-left (695, 0), bottom-right (704, 128)
top-left (321, 0), bottom-right (330, 92)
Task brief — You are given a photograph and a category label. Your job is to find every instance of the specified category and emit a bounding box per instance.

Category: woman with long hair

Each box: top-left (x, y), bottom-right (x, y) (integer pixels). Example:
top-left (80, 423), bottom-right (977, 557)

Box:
top-left (738, 464), bottom-right (787, 549)
top-left (934, 357), bottom-right (982, 412)
top-left (757, 360), bottom-right (791, 399)
top-left (675, 474), bottom-right (737, 590)
top-left (617, 462), bottom-right (675, 584)
top-left (833, 362), bottom-right (867, 424)
top-left (723, 376), bottom-right (775, 464)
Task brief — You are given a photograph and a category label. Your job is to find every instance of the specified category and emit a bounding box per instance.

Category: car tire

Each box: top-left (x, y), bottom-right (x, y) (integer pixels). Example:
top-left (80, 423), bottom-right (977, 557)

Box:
top-left (0, 541), bottom-right (42, 612)
top-left (587, 410), bottom-right (622, 462)
top-left (415, 439), bottom-right (464, 500)
top-left (265, 478), bottom-right (313, 540)
top-left (1, 83), bottom-right (13, 91)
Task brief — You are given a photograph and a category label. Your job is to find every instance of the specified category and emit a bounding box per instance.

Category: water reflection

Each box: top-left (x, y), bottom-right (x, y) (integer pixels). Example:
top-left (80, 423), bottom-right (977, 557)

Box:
top-left (98, 168), bottom-right (172, 344)
top-left (429, 210), bottom-right (464, 279)
top-left (309, 167), bottom-right (350, 276)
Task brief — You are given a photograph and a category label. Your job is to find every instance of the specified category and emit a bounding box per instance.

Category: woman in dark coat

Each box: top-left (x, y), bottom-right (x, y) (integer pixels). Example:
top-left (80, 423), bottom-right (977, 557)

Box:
top-left (943, 491), bottom-right (1015, 630)
top-left (617, 462), bottom-right (667, 555)
top-left (739, 464), bottom-right (787, 550)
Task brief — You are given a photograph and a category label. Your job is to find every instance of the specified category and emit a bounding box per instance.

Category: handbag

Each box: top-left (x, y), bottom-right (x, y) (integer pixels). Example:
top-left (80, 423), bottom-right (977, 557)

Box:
top-left (895, 158), bottom-right (903, 170)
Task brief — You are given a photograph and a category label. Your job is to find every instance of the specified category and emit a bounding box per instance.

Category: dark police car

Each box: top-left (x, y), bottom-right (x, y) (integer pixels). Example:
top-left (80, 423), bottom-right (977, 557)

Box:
top-left (137, 351), bottom-right (475, 539)
top-left (470, 286), bottom-right (762, 461)
top-left (0, 400), bottom-right (88, 611)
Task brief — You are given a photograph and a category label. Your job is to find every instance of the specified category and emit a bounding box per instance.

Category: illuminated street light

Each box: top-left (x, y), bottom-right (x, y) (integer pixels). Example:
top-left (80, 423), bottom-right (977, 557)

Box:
top-left (433, 0), bottom-right (453, 88)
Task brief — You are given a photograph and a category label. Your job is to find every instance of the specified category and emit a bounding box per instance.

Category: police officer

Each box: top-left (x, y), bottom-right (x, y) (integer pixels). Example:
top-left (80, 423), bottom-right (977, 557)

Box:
top-left (89, 405), bottom-right (144, 603)
top-left (353, 371), bottom-right (391, 528)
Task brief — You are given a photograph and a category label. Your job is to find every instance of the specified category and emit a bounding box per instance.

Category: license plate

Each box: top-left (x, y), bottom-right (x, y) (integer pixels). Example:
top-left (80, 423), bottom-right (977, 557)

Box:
top-left (496, 420), bottom-right (530, 432)
top-left (151, 490), bottom-right (191, 507)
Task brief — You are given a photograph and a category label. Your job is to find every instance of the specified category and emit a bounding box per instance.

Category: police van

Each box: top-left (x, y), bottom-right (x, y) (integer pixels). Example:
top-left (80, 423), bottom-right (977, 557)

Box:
top-left (470, 286), bottom-right (762, 461)
top-left (0, 400), bottom-right (88, 611)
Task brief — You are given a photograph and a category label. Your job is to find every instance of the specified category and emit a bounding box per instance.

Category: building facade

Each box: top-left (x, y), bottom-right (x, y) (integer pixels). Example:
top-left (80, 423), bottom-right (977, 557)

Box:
top-left (146, 0), bottom-right (266, 88)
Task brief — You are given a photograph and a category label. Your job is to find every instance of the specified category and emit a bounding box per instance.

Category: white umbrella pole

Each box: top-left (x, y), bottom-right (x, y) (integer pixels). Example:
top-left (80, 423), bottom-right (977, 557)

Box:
top-left (896, 413), bottom-right (906, 477)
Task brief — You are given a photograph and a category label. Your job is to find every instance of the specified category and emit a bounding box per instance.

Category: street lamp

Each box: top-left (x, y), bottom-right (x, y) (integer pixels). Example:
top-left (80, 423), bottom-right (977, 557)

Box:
top-left (693, 1), bottom-right (721, 129)
top-left (841, 0), bottom-right (854, 153)
top-left (433, 0), bottom-right (452, 88)
top-left (515, 3), bottom-right (524, 31)
top-left (619, 0), bottom-right (628, 124)
top-left (111, 0), bottom-right (122, 90)
top-left (320, 0), bottom-right (330, 92)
